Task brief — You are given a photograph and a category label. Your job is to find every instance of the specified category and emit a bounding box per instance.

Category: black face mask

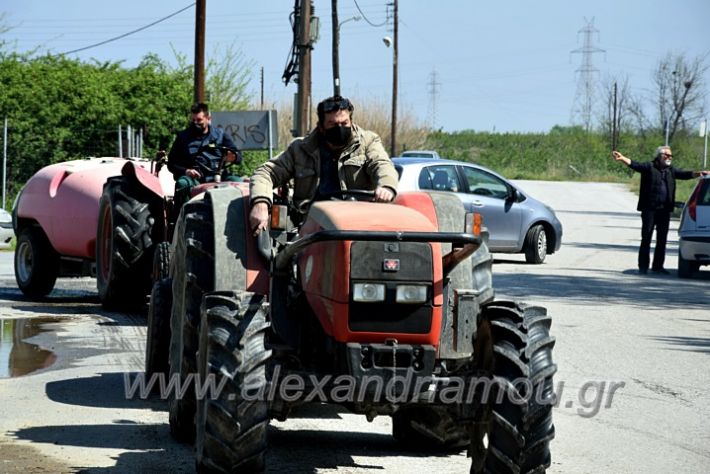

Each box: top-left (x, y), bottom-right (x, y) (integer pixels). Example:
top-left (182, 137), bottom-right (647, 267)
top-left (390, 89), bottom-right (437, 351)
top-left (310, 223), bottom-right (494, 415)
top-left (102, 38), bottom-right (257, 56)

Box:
top-left (191, 122), bottom-right (206, 134)
top-left (324, 125), bottom-right (352, 147)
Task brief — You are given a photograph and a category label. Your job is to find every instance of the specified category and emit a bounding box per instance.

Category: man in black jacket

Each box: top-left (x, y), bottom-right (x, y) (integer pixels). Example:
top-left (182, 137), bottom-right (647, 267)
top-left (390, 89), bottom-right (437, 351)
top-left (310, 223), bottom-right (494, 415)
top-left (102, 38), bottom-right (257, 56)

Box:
top-left (168, 102), bottom-right (242, 208)
top-left (612, 146), bottom-right (708, 274)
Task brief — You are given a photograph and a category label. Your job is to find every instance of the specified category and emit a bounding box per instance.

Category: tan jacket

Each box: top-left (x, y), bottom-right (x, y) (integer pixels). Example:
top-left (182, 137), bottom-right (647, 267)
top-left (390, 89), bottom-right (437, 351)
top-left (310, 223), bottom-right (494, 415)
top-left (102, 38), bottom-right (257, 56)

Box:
top-left (250, 124), bottom-right (399, 213)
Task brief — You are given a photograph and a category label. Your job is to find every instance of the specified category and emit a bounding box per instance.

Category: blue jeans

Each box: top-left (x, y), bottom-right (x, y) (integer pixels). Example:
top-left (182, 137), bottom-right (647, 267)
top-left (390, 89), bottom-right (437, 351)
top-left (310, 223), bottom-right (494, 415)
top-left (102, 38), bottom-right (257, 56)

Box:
top-left (174, 174), bottom-right (242, 209)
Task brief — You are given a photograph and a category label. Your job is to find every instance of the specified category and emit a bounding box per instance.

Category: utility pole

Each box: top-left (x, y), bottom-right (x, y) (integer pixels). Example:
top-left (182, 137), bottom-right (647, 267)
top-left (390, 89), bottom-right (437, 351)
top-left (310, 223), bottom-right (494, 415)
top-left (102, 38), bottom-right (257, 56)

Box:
top-left (611, 81), bottom-right (618, 151)
top-left (194, 0), bottom-right (206, 103)
top-left (260, 66), bottom-right (265, 110)
top-left (332, 0), bottom-right (340, 96)
top-left (390, 0), bottom-right (398, 157)
top-left (704, 120), bottom-right (708, 169)
top-left (296, 1), bottom-right (313, 137)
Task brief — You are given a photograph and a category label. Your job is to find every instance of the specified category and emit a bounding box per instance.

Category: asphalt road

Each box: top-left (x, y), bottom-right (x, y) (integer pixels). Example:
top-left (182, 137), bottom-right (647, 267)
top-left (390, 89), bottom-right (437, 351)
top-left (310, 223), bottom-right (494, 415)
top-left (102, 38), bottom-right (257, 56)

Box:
top-left (0, 181), bottom-right (709, 473)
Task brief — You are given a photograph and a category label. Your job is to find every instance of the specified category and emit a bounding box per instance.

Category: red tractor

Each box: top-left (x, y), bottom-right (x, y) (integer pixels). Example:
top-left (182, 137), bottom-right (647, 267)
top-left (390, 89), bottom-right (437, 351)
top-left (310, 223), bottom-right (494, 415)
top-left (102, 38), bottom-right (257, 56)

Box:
top-left (150, 184), bottom-right (556, 473)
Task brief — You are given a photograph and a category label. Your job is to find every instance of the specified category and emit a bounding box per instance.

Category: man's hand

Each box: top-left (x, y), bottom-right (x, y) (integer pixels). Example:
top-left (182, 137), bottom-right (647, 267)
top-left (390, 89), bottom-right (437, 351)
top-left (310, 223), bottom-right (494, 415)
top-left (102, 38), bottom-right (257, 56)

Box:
top-left (612, 150), bottom-right (631, 166)
top-left (249, 202), bottom-right (270, 236)
top-left (186, 168), bottom-right (202, 179)
top-left (373, 186), bottom-right (395, 202)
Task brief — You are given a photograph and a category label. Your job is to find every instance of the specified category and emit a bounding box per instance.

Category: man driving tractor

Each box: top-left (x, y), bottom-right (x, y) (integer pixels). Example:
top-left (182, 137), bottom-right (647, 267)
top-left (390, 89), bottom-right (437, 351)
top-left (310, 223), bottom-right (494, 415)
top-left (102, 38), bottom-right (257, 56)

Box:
top-left (248, 95), bottom-right (399, 235)
top-left (168, 102), bottom-right (242, 208)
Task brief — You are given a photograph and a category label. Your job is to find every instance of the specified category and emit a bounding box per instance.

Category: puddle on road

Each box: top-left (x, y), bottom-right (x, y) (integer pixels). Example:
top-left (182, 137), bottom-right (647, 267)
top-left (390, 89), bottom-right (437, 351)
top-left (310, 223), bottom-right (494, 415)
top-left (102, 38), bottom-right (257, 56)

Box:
top-left (0, 317), bottom-right (60, 378)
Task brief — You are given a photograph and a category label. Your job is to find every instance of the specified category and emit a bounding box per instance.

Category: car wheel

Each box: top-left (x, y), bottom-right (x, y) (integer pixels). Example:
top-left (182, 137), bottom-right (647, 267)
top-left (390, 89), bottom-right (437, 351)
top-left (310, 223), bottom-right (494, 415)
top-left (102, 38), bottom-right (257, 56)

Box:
top-left (524, 224), bottom-right (547, 264)
top-left (677, 253), bottom-right (698, 278)
top-left (14, 227), bottom-right (59, 298)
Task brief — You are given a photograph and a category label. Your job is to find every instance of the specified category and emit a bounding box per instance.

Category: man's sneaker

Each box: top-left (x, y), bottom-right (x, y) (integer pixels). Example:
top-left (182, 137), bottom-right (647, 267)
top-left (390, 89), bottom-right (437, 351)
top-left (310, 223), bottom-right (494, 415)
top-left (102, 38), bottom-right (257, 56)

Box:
top-left (651, 268), bottom-right (670, 275)
top-left (639, 268), bottom-right (648, 275)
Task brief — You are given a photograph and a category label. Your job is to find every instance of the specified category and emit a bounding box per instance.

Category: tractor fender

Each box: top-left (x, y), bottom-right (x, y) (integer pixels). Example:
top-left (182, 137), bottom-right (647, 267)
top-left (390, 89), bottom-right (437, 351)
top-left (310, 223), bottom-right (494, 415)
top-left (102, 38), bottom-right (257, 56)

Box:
top-left (205, 186), bottom-right (269, 295)
top-left (422, 191), bottom-right (494, 359)
top-left (120, 161), bottom-right (175, 199)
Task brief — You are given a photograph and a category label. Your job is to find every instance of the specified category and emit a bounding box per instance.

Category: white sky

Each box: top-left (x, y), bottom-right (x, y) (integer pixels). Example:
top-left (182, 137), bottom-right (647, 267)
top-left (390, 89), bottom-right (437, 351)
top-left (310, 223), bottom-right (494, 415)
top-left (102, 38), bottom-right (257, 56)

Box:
top-left (2, 0), bottom-right (709, 133)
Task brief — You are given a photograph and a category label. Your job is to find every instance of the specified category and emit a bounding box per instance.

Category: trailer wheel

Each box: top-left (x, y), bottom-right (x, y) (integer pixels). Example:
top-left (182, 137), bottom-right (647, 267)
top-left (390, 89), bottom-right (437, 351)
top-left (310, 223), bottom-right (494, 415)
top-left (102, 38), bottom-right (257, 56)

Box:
top-left (14, 226), bottom-right (59, 297)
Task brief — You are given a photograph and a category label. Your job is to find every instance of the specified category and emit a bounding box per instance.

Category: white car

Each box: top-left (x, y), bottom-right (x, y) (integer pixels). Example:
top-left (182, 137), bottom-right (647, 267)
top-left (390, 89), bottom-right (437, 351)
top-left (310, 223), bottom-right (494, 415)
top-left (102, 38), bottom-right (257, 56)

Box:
top-left (678, 176), bottom-right (710, 277)
top-left (0, 208), bottom-right (14, 248)
top-left (399, 150), bottom-right (441, 159)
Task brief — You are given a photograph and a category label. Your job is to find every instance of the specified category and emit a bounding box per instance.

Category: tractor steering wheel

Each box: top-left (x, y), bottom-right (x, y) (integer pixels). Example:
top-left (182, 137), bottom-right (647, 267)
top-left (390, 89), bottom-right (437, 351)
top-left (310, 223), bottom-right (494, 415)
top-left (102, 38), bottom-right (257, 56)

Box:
top-left (320, 190), bottom-right (376, 201)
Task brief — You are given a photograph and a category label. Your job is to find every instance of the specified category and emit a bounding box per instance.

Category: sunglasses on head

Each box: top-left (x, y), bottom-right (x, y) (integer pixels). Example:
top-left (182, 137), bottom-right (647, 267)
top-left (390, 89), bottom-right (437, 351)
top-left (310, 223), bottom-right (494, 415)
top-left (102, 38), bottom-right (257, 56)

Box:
top-left (322, 97), bottom-right (352, 113)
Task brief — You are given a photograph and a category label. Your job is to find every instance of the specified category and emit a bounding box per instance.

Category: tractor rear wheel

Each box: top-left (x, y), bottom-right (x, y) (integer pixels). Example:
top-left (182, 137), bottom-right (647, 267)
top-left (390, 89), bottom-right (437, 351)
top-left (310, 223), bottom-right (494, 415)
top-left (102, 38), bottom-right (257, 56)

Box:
top-left (469, 301), bottom-right (556, 474)
top-left (96, 177), bottom-right (158, 308)
top-left (14, 226), bottom-right (59, 297)
top-left (195, 291), bottom-right (271, 474)
top-left (168, 198), bottom-right (214, 443)
top-left (145, 277), bottom-right (172, 378)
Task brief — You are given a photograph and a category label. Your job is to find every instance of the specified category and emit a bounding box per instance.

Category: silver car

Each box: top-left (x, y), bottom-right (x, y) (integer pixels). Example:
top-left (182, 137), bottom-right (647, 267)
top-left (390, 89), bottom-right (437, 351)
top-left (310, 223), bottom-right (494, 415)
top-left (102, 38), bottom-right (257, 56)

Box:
top-left (678, 175), bottom-right (710, 278)
top-left (393, 157), bottom-right (563, 263)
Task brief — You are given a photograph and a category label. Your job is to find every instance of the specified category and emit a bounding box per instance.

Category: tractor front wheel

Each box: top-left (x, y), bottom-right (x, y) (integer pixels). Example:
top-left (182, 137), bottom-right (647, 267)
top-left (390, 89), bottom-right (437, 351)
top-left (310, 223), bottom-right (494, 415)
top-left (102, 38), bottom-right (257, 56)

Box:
top-left (469, 301), bottom-right (557, 474)
top-left (195, 291), bottom-right (271, 474)
top-left (168, 198), bottom-right (214, 443)
top-left (145, 278), bottom-right (172, 378)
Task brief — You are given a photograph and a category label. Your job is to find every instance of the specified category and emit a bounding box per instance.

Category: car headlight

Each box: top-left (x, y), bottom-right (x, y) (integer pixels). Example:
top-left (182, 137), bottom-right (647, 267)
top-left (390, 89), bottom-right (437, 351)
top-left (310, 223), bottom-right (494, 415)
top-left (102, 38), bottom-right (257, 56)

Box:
top-left (396, 285), bottom-right (428, 304)
top-left (353, 283), bottom-right (386, 302)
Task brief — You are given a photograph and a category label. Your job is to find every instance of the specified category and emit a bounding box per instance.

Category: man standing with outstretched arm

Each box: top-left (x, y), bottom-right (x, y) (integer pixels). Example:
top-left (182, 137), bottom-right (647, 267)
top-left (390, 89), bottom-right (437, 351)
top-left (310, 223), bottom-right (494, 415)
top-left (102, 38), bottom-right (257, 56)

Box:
top-left (612, 146), bottom-right (708, 275)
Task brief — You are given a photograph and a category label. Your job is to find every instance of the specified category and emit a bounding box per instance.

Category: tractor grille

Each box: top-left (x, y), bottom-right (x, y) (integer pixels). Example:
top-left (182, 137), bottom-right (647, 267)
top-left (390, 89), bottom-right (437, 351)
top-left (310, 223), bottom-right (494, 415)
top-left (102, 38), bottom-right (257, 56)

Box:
top-left (350, 299), bottom-right (432, 334)
top-left (350, 241), bottom-right (433, 280)
top-left (349, 241), bottom-right (433, 334)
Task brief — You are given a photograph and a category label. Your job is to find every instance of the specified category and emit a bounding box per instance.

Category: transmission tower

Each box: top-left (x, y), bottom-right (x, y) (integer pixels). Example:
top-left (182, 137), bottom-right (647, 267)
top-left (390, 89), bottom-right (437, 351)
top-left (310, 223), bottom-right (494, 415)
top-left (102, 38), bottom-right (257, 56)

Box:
top-left (571, 17), bottom-right (605, 130)
top-left (427, 69), bottom-right (441, 129)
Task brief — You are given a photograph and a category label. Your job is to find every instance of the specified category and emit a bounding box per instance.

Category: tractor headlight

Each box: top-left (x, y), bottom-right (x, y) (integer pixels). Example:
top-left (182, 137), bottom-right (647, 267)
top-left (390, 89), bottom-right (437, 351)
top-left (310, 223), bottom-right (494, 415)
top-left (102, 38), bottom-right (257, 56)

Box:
top-left (396, 285), bottom-right (428, 303)
top-left (353, 283), bottom-right (386, 302)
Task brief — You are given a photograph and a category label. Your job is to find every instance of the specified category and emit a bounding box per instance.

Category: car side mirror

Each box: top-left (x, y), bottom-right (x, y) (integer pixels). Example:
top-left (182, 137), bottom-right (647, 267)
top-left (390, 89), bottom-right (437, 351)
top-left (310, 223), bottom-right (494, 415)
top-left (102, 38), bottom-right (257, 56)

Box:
top-left (507, 188), bottom-right (518, 202)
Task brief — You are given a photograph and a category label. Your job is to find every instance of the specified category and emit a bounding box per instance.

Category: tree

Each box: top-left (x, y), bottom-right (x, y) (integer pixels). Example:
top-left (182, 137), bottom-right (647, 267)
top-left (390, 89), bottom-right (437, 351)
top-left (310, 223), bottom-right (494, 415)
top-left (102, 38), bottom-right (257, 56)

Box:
top-left (653, 52), bottom-right (708, 143)
top-left (0, 51), bottom-right (192, 196)
top-left (174, 42), bottom-right (255, 111)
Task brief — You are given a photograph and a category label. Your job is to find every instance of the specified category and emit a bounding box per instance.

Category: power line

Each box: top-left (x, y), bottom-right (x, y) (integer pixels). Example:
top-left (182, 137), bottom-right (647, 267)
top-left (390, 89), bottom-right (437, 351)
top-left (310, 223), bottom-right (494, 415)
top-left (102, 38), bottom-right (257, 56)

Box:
top-left (352, 0), bottom-right (388, 27)
top-left (59, 3), bottom-right (195, 55)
